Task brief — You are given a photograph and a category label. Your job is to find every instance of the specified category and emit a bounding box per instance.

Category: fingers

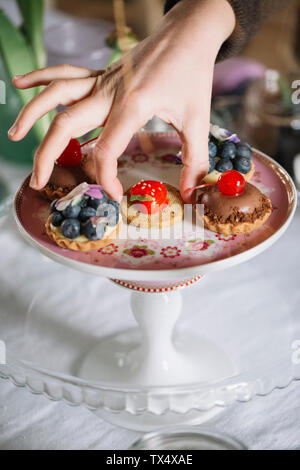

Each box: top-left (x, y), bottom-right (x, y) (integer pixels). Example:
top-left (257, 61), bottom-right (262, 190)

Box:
top-left (94, 104), bottom-right (145, 202)
top-left (30, 94), bottom-right (112, 190)
top-left (179, 120), bottom-right (209, 203)
top-left (12, 64), bottom-right (99, 89)
top-left (8, 77), bottom-right (97, 141)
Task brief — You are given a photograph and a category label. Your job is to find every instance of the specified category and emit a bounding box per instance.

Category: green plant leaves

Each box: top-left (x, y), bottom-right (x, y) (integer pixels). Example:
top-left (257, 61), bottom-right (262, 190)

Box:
top-left (0, 7), bottom-right (50, 144)
top-left (16, 0), bottom-right (46, 69)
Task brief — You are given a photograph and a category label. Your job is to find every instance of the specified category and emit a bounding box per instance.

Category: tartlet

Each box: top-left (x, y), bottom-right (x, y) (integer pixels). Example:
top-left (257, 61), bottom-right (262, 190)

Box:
top-left (46, 182), bottom-right (122, 252)
top-left (40, 164), bottom-right (88, 201)
top-left (40, 139), bottom-right (96, 201)
top-left (197, 171), bottom-right (272, 235)
top-left (121, 180), bottom-right (184, 229)
top-left (176, 124), bottom-right (255, 184)
top-left (204, 125), bottom-right (255, 184)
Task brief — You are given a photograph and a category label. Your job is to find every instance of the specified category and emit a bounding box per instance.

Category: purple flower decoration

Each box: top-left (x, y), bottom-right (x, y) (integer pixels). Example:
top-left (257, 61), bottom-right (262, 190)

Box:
top-left (225, 131), bottom-right (240, 144)
top-left (85, 185), bottom-right (104, 200)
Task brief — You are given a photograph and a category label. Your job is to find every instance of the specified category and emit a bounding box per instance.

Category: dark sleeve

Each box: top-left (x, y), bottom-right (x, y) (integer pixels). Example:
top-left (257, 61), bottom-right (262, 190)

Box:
top-left (164, 0), bottom-right (292, 61)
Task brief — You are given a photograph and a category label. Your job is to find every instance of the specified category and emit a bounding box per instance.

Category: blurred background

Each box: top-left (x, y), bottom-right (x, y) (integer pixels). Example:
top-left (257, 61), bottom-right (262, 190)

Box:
top-left (1, 0), bottom-right (300, 214)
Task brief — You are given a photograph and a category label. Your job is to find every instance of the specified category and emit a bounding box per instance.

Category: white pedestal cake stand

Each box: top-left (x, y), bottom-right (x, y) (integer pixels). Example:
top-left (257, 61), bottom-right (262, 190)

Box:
top-left (13, 132), bottom-right (297, 431)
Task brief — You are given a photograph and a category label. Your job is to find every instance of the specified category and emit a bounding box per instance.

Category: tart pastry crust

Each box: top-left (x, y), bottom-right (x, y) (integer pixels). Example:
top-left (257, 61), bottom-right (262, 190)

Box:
top-left (45, 216), bottom-right (122, 252)
top-left (40, 185), bottom-right (70, 201)
top-left (202, 201), bottom-right (272, 235)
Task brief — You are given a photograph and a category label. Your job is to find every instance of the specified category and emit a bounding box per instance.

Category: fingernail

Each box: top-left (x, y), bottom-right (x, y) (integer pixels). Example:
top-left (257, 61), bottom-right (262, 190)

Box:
top-left (13, 75), bottom-right (23, 80)
top-left (30, 171), bottom-right (38, 189)
top-left (8, 124), bottom-right (17, 137)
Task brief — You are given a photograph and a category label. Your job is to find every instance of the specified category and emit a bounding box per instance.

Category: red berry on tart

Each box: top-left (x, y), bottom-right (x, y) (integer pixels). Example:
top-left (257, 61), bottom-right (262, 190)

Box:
top-left (122, 180), bottom-right (184, 229)
top-left (57, 139), bottom-right (82, 167)
top-left (129, 180), bottom-right (168, 214)
top-left (217, 170), bottom-right (245, 196)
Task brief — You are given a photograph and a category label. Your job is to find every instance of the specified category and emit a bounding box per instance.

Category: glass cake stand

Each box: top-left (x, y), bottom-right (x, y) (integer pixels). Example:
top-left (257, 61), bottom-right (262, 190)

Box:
top-left (2, 132), bottom-right (298, 432)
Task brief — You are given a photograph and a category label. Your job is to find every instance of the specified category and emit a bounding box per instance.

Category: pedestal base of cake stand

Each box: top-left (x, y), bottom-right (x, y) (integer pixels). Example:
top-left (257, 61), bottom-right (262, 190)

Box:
top-left (78, 277), bottom-right (235, 400)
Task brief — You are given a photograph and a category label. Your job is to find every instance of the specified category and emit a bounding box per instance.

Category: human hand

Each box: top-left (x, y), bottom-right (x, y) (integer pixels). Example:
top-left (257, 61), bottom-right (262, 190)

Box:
top-left (8, 0), bottom-right (235, 202)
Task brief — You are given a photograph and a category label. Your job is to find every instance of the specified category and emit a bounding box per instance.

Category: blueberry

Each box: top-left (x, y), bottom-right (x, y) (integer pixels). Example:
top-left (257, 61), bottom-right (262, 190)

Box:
top-left (79, 197), bottom-right (89, 208)
top-left (82, 220), bottom-right (106, 241)
top-left (62, 203), bottom-right (81, 219)
top-left (78, 206), bottom-right (97, 223)
top-left (209, 134), bottom-right (218, 146)
top-left (233, 156), bottom-right (252, 174)
top-left (221, 141), bottom-right (236, 160)
top-left (216, 159), bottom-right (233, 173)
top-left (51, 211), bottom-right (64, 227)
top-left (209, 157), bottom-right (215, 173)
top-left (97, 199), bottom-right (120, 226)
top-left (61, 218), bottom-right (80, 239)
top-left (88, 193), bottom-right (108, 210)
top-left (208, 141), bottom-right (217, 158)
top-left (107, 199), bottom-right (120, 212)
top-left (236, 143), bottom-right (252, 160)
top-left (50, 199), bottom-right (59, 213)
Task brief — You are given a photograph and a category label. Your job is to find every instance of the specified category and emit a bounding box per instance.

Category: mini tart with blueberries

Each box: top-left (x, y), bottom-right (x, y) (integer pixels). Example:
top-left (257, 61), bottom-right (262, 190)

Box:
top-left (203, 125), bottom-right (255, 184)
top-left (197, 170), bottom-right (272, 235)
top-left (121, 180), bottom-right (184, 229)
top-left (46, 183), bottom-right (122, 252)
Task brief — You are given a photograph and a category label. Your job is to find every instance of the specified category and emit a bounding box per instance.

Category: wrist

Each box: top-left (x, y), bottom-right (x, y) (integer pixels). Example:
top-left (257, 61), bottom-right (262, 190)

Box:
top-left (166, 0), bottom-right (236, 58)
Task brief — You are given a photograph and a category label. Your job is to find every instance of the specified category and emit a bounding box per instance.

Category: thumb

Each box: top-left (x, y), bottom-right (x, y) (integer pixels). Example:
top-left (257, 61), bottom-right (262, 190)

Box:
top-left (179, 122), bottom-right (209, 203)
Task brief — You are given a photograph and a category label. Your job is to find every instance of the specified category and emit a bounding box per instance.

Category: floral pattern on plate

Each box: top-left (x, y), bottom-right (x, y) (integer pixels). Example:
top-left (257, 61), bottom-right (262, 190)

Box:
top-left (98, 243), bottom-right (119, 255)
top-left (160, 246), bottom-right (181, 258)
top-left (123, 244), bottom-right (155, 259)
top-left (185, 238), bottom-right (215, 251)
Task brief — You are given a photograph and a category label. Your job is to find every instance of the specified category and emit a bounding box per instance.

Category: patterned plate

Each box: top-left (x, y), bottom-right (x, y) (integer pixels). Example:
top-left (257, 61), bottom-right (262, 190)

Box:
top-left (14, 132), bottom-right (297, 281)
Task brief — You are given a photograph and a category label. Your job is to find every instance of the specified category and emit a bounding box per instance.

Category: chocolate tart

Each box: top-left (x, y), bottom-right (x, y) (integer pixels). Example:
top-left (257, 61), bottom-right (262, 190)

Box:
top-left (40, 164), bottom-right (89, 201)
top-left (198, 182), bottom-right (272, 235)
top-left (80, 153), bottom-right (97, 184)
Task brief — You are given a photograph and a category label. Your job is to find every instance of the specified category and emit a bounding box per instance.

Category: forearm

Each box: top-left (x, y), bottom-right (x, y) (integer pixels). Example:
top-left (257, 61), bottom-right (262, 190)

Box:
top-left (165, 0), bottom-right (293, 61)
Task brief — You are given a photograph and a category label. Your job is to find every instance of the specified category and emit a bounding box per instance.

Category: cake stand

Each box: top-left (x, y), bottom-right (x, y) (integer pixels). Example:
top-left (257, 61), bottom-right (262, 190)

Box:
top-left (9, 132), bottom-right (297, 431)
